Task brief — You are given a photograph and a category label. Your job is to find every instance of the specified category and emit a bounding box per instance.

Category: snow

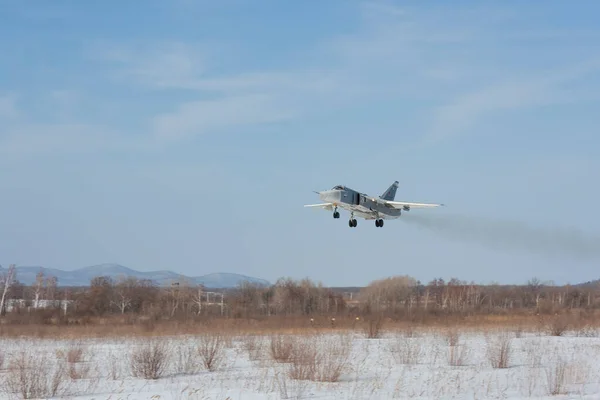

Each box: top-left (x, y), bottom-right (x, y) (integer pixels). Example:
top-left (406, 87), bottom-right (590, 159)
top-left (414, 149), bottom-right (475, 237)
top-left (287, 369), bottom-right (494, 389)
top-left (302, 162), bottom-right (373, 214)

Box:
top-left (0, 326), bottom-right (599, 399)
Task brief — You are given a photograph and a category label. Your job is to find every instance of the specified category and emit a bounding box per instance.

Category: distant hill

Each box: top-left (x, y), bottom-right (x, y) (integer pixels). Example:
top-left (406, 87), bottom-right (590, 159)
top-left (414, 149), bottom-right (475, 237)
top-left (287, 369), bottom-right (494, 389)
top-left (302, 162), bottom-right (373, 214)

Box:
top-left (0, 263), bottom-right (271, 288)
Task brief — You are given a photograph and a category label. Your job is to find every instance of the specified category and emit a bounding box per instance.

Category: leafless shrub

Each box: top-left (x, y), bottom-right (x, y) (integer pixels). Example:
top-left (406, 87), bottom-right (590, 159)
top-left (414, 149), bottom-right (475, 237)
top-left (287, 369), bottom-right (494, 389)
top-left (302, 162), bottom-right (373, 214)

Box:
top-left (575, 324), bottom-right (599, 337)
top-left (67, 361), bottom-right (92, 380)
top-left (107, 352), bottom-right (121, 380)
top-left (486, 332), bottom-right (513, 369)
top-left (241, 334), bottom-right (264, 362)
top-left (549, 315), bottom-right (570, 336)
top-left (56, 343), bottom-right (92, 380)
top-left (389, 336), bottom-right (423, 365)
top-left (445, 329), bottom-right (459, 346)
top-left (363, 315), bottom-right (384, 339)
top-left (270, 334), bottom-right (295, 363)
top-left (545, 358), bottom-right (568, 395)
top-left (524, 368), bottom-right (541, 397)
top-left (174, 341), bottom-right (200, 375)
top-left (514, 324), bottom-right (524, 338)
top-left (273, 370), bottom-right (309, 399)
top-left (197, 332), bottom-right (225, 372)
top-left (3, 349), bottom-right (68, 399)
top-left (129, 339), bottom-right (170, 380)
top-left (288, 334), bottom-right (351, 382)
top-left (399, 325), bottom-right (418, 338)
top-left (523, 338), bottom-right (543, 367)
top-left (66, 346), bottom-right (84, 364)
top-left (287, 338), bottom-right (316, 381)
top-left (448, 344), bottom-right (469, 366)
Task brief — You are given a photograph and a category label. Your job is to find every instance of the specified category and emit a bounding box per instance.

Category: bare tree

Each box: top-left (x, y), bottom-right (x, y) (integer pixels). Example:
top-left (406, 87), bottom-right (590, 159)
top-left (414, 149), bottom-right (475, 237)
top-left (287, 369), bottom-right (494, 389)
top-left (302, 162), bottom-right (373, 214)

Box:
top-left (111, 276), bottom-right (136, 314)
top-left (33, 271), bottom-right (45, 309)
top-left (192, 284), bottom-right (204, 315)
top-left (45, 276), bottom-right (58, 302)
top-left (0, 264), bottom-right (17, 315)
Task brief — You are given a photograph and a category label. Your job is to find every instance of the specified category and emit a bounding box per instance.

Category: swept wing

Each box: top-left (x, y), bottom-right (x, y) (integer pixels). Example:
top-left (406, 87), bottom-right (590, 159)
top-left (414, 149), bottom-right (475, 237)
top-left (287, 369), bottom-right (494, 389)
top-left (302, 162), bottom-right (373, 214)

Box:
top-left (383, 200), bottom-right (444, 209)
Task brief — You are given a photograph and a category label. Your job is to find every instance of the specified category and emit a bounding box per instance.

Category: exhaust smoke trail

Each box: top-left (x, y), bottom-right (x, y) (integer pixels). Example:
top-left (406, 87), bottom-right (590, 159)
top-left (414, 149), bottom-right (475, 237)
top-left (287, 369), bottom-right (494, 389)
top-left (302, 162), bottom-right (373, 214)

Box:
top-left (402, 213), bottom-right (600, 260)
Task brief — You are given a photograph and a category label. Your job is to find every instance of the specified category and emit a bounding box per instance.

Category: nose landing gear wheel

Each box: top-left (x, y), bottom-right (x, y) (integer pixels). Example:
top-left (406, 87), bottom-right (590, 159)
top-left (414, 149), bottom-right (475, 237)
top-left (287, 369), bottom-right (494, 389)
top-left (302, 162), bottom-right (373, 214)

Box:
top-left (348, 219), bottom-right (357, 228)
top-left (333, 211), bottom-right (340, 218)
top-left (375, 219), bottom-right (384, 227)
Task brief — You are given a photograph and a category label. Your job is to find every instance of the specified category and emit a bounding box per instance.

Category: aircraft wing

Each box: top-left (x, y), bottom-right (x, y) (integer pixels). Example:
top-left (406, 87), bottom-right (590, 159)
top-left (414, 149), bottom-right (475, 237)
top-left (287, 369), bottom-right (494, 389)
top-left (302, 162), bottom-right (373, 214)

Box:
top-left (384, 200), bottom-right (444, 209)
top-left (303, 203), bottom-right (335, 211)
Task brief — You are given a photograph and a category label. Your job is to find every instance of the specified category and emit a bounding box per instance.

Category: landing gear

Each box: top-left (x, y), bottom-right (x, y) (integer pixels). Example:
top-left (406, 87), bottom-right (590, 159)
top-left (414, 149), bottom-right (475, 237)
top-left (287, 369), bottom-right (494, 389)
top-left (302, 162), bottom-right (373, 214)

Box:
top-left (348, 212), bottom-right (357, 228)
top-left (333, 207), bottom-right (340, 219)
top-left (375, 219), bottom-right (384, 227)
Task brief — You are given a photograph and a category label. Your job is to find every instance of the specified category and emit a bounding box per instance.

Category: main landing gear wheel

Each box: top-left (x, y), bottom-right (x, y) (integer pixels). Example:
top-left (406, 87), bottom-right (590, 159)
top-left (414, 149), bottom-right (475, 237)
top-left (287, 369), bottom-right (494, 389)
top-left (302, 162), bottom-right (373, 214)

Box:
top-left (375, 219), bottom-right (384, 227)
top-left (348, 219), bottom-right (357, 228)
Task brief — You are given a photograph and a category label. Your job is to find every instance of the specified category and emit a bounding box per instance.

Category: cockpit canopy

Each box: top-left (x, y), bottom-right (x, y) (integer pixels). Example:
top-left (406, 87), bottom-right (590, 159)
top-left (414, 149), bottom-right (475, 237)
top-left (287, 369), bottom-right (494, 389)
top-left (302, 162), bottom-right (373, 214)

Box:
top-left (332, 185), bottom-right (345, 190)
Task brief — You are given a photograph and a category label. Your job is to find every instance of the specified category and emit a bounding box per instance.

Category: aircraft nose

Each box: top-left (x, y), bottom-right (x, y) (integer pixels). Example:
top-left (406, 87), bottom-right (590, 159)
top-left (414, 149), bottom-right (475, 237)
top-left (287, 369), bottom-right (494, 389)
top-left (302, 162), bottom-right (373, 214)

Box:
top-left (319, 190), bottom-right (340, 203)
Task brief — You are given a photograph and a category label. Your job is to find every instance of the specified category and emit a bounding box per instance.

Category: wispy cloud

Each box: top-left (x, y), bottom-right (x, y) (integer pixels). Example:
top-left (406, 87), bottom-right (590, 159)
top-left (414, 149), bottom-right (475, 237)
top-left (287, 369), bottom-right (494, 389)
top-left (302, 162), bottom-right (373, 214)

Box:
top-left (424, 59), bottom-right (600, 145)
top-left (7, 1), bottom-right (600, 157)
top-left (152, 93), bottom-right (297, 141)
top-left (101, 2), bottom-right (472, 143)
top-left (100, 41), bottom-right (207, 90)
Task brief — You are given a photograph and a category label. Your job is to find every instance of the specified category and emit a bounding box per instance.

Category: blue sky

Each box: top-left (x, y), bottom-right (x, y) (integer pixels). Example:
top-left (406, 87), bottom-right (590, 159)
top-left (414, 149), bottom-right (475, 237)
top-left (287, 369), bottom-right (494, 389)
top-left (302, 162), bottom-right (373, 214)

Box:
top-left (1, 0), bottom-right (599, 286)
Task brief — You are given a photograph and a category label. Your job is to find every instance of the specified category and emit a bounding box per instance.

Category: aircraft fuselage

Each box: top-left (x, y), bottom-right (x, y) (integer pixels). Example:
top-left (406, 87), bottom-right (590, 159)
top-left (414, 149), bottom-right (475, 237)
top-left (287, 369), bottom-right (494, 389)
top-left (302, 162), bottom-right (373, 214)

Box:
top-left (318, 186), bottom-right (402, 220)
top-left (305, 180), bottom-right (442, 228)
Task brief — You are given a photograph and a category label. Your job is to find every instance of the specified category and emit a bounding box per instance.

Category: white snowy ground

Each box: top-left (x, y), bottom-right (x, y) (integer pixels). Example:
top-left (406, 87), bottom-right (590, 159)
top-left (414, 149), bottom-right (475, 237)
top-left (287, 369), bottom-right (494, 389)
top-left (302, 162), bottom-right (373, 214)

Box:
top-left (1, 326), bottom-right (600, 399)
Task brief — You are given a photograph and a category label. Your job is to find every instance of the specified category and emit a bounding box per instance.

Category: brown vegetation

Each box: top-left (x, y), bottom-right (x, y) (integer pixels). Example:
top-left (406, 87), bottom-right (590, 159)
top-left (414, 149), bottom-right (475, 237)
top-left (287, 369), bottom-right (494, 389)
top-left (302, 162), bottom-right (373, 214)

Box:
top-left (286, 333), bottom-right (351, 382)
top-left (129, 339), bottom-right (169, 379)
top-left (0, 271), bottom-right (599, 338)
top-left (485, 331), bottom-right (513, 368)
top-left (3, 349), bottom-right (67, 399)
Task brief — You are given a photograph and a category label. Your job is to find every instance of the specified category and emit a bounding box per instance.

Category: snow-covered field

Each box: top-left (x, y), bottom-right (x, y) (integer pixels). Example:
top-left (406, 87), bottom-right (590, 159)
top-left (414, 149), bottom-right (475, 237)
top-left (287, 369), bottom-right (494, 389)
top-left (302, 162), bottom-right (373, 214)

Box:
top-left (1, 326), bottom-right (599, 399)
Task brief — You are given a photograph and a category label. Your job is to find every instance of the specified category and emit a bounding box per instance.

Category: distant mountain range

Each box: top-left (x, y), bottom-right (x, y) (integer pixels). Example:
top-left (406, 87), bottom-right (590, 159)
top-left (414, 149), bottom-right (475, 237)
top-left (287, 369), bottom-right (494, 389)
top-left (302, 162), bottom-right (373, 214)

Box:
top-left (0, 263), bottom-right (271, 288)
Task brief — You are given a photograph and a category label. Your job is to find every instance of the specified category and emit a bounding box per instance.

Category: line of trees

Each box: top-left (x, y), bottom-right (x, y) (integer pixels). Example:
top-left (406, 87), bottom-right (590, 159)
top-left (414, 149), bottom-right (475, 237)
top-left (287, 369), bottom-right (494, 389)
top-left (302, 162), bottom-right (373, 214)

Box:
top-left (1, 267), bottom-right (600, 324)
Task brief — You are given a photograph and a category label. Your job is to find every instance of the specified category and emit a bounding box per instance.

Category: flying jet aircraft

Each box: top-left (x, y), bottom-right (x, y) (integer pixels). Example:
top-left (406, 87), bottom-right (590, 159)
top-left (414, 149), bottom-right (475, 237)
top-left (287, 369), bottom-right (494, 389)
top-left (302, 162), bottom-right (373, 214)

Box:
top-left (304, 181), bottom-right (443, 228)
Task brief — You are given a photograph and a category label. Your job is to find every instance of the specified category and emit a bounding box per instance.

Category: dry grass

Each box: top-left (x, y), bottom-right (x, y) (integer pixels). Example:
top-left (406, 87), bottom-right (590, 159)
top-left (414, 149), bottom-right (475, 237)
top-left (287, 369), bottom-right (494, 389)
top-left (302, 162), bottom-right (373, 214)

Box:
top-left (444, 329), bottom-right (459, 346)
top-left (448, 343), bottom-right (469, 367)
top-left (1, 311), bottom-right (599, 340)
top-left (549, 314), bottom-right (571, 336)
top-left (174, 340), bottom-right (201, 375)
top-left (107, 352), bottom-right (122, 380)
top-left (2, 349), bottom-right (68, 399)
top-left (545, 357), bottom-right (568, 395)
top-left (389, 336), bottom-right (423, 365)
top-left (55, 342), bottom-right (92, 380)
top-left (197, 332), bottom-right (226, 371)
top-left (287, 333), bottom-right (351, 382)
top-left (363, 315), bottom-right (385, 339)
top-left (575, 324), bottom-right (599, 337)
top-left (270, 334), bottom-right (295, 363)
top-left (486, 332), bottom-right (513, 369)
top-left (241, 334), bottom-right (264, 362)
top-left (129, 338), bottom-right (170, 380)
top-left (523, 338), bottom-right (544, 368)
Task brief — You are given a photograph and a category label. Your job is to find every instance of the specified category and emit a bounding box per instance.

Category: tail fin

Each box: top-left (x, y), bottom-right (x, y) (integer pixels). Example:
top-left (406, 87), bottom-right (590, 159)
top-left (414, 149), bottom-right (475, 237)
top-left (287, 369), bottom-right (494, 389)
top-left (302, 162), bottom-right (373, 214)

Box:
top-left (380, 181), bottom-right (399, 201)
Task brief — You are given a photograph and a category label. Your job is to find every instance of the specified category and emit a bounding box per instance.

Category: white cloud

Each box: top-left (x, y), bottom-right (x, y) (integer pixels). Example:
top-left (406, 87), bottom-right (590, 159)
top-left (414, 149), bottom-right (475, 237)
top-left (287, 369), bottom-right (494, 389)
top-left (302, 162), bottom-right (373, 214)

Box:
top-left (101, 3), bottom-right (465, 143)
top-left (101, 41), bottom-right (207, 89)
top-left (425, 59), bottom-right (600, 145)
top-left (152, 94), bottom-right (297, 141)
top-left (8, 1), bottom-right (600, 157)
